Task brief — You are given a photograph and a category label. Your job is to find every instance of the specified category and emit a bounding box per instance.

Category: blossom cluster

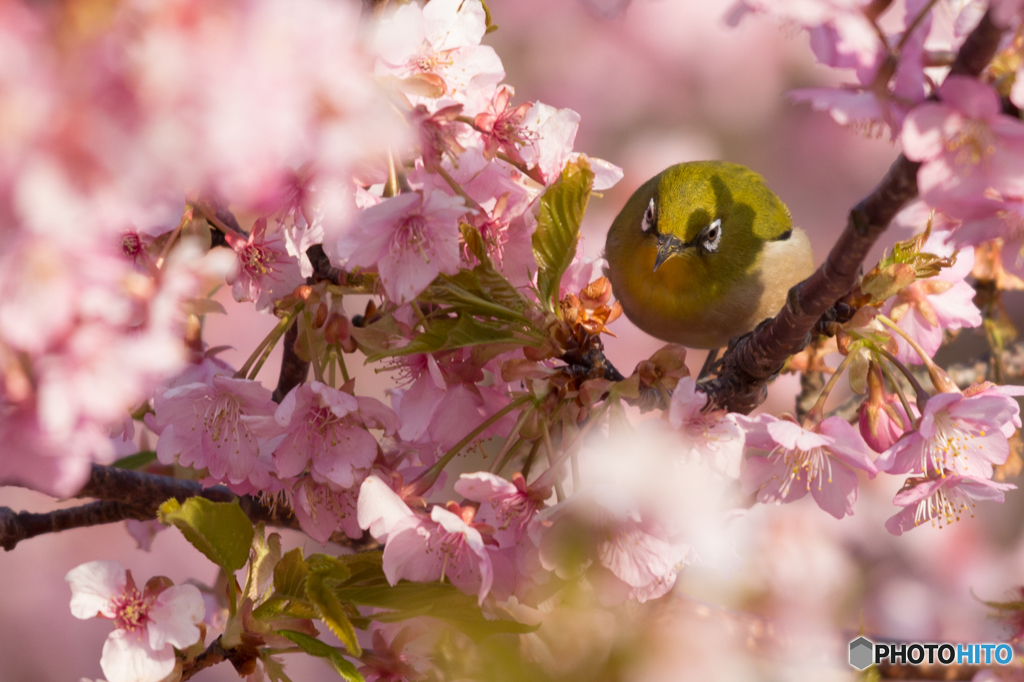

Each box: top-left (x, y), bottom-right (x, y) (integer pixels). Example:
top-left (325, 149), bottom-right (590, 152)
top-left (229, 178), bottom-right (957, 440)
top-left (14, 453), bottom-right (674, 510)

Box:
top-left (3, 0), bottom-right (1021, 679)
top-left (730, 0), bottom-right (1024, 534)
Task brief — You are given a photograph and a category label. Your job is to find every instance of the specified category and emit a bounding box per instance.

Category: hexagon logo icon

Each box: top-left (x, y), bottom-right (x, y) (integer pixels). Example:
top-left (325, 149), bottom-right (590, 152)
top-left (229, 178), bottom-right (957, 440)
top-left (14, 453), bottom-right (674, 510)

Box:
top-left (849, 637), bottom-right (874, 670)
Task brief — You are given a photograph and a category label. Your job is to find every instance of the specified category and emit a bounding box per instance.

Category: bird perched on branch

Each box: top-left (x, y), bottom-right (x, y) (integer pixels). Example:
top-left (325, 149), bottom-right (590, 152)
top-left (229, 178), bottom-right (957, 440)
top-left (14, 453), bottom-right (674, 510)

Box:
top-left (604, 161), bottom-right (815, 352)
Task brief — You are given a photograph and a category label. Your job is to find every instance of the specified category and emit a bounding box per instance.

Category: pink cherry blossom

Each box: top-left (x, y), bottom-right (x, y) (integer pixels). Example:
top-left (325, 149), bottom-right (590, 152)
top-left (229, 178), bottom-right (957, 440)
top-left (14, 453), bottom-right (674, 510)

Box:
top-left (739, 414), bottom-right (878, 519)
top-left (225, 218), bottom-right (304, 311)
top-left (789, 0), bottom-right (933, 136)
top-left (537, 500), bottom-right (682, 605)
top-left (518, 103), bottom-right (581, 184)
top-left (474, 86), bottom-right (535, 167)
top-left (373, 0), bottom-right (504, 115)
top-left (288, 477), bottom-right (363, 544)
top-left (731, 0), bottom-right (881, 71)
top-left (668, 377), bottom-right (745, 479)
top-left (390, 351), bottom-right (517, 454)
top-left (902, 76), bottom-right (1024, 215)
top-left (382, 504), bottom-right (496, 605)
top-left (883, 233), bottom-right (982, 364)
top-left (328, 189), bottom-right (467, 304)
top-left (885, 474), bottom-right (1016, 535)
top-left (358, 474), bottom-right (416, 543)
top-left (265, 382), bottom-right (395, 489)
top-left (943, 192), bottom-right (1024, 276)
top-left (877, 385), bottom-right (1024, 478)
top-left (146, 375), bottom-right (276, 487)
top-left (411, 103), bottom-right (466, 172)
top-left (66, 560), bottom-right (204, 682)
top-left (359, 628), bottom-right (431, 682)
top-left (454, 472), bottom-right (550, 548)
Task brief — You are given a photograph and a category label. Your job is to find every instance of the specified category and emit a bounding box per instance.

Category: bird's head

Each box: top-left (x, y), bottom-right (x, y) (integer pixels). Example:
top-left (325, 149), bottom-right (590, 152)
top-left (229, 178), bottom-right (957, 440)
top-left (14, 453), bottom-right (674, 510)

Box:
top-left (607, 161), bottom-right (793, 303)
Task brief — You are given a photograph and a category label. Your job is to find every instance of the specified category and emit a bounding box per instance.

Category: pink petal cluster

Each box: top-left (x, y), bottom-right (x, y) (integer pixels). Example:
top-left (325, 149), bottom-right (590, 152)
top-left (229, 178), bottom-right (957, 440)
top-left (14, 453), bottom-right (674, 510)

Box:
top-left (902, 76), bottom-right (1024, 216)
top-left (882, 232), bottom-right (982, 365)
top-left (373, 0), bottom-right (505, 114)
top-left (329, 189), bottom-right (467, 304)
top-left (384, 504), bottom-right (498, 605)
top-left (537, 498), bottom-right (683, 605)
top-left (455, 472), bottom-right (550, 548)
top-left (740, 414), bottom-right (878, 519)
top-left (66, 560), bottom-right (205, 682)
top-left (225, 218), bottom-right (304, 311)
top-left (146, 375), bottom-right (277, 489)
top-left (878, 385), bottom-right (1024, 478)
top-left (879, 384), bottom-right (1024, 535)
top-left (885, 474), bottom-right (1016, 535)
top-left (668, 377), bottom-right (745, 479)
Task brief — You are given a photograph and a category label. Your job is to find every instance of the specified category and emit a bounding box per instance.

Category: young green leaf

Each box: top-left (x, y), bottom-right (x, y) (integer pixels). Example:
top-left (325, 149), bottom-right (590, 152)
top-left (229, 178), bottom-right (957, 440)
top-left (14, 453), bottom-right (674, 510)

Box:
top-left (307, 572), bottom-right (362, 657)
top-left (158, 497), bottom-right (254, 573)
top-left (273, 548), bottom-right (310, 600)
top-left (532, 157), bottom-right (594, 310)
top-left (245, 526), bottom-right (282, 603)
top-left (276, 630), bottom-right (365, 682)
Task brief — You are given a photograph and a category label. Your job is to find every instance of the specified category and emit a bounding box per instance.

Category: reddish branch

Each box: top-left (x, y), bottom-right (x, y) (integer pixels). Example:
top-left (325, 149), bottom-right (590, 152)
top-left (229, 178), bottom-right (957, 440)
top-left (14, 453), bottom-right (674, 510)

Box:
top-left (702, 10), bottom-right (1005, 413)
top-left (0, 464), bottom-right (378, 552)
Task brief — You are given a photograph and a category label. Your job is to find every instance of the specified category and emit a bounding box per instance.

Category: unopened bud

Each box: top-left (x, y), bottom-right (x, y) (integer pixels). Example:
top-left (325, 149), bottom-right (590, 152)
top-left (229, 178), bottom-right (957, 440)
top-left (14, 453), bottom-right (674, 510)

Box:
top-left (313, 302), bottom-right (328, 328)
top-left (324, 313), bottom-right (351, 345)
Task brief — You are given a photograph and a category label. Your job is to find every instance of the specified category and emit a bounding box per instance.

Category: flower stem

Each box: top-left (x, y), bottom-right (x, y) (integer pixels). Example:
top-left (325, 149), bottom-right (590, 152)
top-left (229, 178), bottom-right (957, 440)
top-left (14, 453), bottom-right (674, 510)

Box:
top-left (236, 308), bottom-right (301, 380)
top-left (540, 419), bottom-right (566, 502)
top-left (409, 394), bottom-right (534, 495)
top-left (434, 165), bottom-right (484, 213)
top-left (877, 314), bottom-right (958, 394)
top-left (302, 309), bottom-right (324, 384)
top-left (803, 352), bottom-right (857, 427)
top-left (489, 405), bottom-right (534, 474)
top-left (521, 440), bottom-right (542, 480)
top-left (876, 349), bottom-right (922, 422)
top-left (533, 400), bottom-right (611, 491)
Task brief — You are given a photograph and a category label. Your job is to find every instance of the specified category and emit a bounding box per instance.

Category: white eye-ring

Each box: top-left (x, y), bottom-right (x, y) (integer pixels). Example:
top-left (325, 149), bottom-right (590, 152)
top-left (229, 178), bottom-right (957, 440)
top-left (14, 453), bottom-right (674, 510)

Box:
top-left (703, 218), bottom-right (722, 253)
top-left (641, 198), bottom-right (656, 233)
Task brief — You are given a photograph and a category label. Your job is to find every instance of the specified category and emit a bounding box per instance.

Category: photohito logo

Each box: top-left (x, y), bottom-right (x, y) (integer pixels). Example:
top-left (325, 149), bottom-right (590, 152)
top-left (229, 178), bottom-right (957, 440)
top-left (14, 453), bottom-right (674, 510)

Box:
top-left (848, 637), bottom-right (1014, 670)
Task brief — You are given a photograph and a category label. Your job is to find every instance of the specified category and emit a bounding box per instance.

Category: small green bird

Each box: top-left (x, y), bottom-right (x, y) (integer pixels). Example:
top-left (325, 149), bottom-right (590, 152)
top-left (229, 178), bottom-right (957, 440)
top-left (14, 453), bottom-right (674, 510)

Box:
top-left (604, 161), bottom-right (815, 350)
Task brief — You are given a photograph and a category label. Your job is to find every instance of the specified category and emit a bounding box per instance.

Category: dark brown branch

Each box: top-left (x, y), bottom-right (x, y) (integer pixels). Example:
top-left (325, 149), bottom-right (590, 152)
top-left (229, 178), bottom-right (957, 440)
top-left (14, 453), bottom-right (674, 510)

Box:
top-left (702, 10), bottom-right (1006, 413)
top-left (1, 464), bottom-right (379, 551)
top-left (0, 500), bottom-right (152, 551)
top-left (273, 319), bottom-right (309, 403)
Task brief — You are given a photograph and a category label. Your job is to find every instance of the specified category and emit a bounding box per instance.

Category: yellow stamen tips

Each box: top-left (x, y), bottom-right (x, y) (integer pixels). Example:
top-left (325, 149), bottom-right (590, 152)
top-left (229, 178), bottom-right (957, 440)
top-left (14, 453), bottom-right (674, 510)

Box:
top-left (946, 120), bottom-right (996, 174)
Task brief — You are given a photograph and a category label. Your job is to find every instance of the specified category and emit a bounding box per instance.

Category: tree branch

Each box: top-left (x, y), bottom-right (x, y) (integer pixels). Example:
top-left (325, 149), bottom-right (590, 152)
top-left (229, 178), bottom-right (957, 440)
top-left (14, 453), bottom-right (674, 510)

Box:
top-left (0, 464), bottom-right (379, 552)
top-left (0, 500), bottom-right (152, 551)
top-left (701, 10), bottom-right (1005, 413)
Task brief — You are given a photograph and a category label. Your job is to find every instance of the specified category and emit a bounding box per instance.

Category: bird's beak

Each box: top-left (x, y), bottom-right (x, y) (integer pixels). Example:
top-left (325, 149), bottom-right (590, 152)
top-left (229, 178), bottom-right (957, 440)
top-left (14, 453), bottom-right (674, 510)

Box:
top-left (653, 233), bottom-right (686, 273)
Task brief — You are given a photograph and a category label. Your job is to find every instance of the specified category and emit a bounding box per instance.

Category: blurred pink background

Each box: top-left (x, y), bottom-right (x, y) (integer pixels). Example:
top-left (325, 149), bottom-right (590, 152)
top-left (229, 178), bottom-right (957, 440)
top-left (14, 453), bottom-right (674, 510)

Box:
top-left (2, 1), bottom-right (1021, 680)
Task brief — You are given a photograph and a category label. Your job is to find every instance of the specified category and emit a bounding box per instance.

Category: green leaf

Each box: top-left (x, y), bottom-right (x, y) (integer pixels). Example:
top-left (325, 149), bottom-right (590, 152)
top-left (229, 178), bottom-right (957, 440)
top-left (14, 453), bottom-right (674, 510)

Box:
top-left (307, 554), bottom-right (353, 583)
top-left (365, 314), bottom-right (518, 361)
top-left (334, 581), bottom-right (537, 639)
top-left (260, 653), bottom-right (294, 682)
top-left (532, 157), bottom-right (594, 309)
top-left (158, 497), bottom-right (254, 572)
top-left (245, 526), bottom-right (281, 603)
top-left (273, 548), bottom-right (309, 600)
top-left (112, 450), bottom-right (157, 470)
top-left (276, 630), bottom-right (365, 682)
top-left (251, 595), bottom-right (288, 620)
top-left (307, 572), bottom-right (362, 656)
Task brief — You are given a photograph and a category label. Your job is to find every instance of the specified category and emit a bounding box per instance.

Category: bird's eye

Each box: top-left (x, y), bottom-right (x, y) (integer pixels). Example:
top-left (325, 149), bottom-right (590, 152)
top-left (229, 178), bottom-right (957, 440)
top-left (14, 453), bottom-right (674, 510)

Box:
top-left (702, 218), bottom-right (722, 253)
top-left (641, 198), bottom-right (656, 234)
